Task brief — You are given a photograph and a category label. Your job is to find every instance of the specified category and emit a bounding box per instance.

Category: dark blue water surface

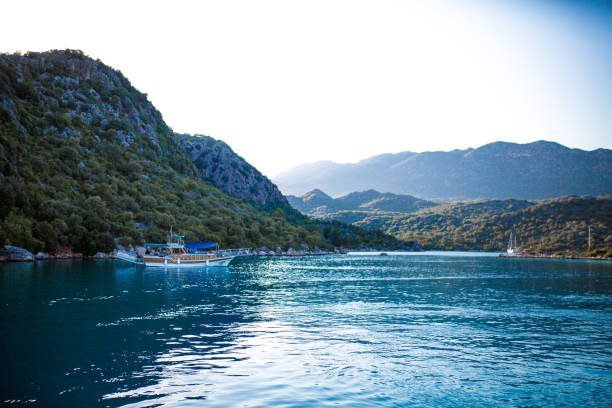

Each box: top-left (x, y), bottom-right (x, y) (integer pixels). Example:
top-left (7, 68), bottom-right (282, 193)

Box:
top-left (1, 254), bottom-right (611, 407)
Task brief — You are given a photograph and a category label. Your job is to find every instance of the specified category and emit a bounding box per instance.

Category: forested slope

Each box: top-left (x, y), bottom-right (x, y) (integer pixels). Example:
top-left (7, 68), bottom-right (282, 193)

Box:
top-left (0, 50), bottom-right (405, 254)
top-left (317, 196), bottom-right (612, 254)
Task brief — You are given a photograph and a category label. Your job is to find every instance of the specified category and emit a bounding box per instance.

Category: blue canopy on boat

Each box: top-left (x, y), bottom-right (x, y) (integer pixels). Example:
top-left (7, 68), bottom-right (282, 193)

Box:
top-left (185, 243), bottom-right (217, 250)
top-left (145, 243), bottom-right (167, 248)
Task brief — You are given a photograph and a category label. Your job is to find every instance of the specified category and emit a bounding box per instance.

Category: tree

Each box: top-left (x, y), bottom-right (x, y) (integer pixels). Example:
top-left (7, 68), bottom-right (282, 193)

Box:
top-left (154, 213), bottom-right (174, 230)
top-left (34, 221), bottom-right (58, 253)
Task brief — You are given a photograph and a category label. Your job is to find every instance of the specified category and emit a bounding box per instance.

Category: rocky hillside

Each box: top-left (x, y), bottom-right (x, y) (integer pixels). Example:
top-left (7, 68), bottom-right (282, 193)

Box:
top-left (0, 49), bottom-right (194, 170)
top-left (274, 141), bottom-right (612, 200)
top-left (178, 134), bottom-right (286, 207)
top-left (0, 50), bottom-right (406, 254)
top-left (288, 189), bottom-right (436, 216)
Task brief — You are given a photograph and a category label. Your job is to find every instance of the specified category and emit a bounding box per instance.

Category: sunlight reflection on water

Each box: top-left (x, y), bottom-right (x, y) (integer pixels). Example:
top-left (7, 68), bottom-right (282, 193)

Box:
top-left (1, 254), bottom-right (611, 407)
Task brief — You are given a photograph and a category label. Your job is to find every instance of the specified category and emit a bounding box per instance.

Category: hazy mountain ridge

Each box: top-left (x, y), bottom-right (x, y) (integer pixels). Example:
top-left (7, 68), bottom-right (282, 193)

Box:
top-left (0, 49), bottom-right (405, 254)
top-left (287, 189), bottom-right (436, 216)
top-left (274, 141), bottom-right (612, 200)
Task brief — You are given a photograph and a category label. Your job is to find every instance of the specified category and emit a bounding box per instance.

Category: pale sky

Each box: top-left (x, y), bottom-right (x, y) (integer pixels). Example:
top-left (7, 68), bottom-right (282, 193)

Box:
top-left (2, 0), bottom-right (611, 177)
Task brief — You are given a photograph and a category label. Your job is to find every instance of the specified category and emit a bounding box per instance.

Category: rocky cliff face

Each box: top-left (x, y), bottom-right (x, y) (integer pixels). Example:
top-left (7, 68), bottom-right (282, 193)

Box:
top-left (179, 134), bottom-right (287, 206)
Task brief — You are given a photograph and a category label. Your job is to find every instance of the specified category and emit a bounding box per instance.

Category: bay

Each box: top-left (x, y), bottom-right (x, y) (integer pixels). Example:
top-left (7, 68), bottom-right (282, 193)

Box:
top-left (1, 253), bottom-right (611, 407)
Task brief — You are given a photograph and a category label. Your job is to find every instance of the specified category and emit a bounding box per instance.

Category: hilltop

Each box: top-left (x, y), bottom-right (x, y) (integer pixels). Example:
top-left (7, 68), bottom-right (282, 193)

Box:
top-left (0, 50), bottom-right (406, 254)
top-left (287, 189), bottom-right (436, 216)
top-left (274, 141), bottom-right (612, 200)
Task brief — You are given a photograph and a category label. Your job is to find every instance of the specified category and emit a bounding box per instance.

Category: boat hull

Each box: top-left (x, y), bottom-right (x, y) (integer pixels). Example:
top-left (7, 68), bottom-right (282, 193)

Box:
top-left (143, 256), bottom-right (234, 268)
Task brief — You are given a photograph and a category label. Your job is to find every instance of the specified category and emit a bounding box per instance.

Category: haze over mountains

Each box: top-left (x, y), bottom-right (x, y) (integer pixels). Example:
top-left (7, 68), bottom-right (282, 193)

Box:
top-left (274, 141), bottom-right (612, 200)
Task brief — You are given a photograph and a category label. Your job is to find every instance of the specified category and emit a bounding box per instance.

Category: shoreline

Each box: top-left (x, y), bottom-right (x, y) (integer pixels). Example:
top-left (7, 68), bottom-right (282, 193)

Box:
top-left (3, 248), bottom-right (612, 263)
top-left (499, 253), bottom-right (612, 262)
top-left (0, 248), bottom-right (347, 263)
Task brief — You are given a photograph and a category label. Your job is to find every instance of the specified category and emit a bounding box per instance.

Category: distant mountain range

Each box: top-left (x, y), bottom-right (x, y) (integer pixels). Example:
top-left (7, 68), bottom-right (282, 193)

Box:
top-left (287, 189), bottom-right (436, 216)
top-left (274, 141), bottom-right (612, 200)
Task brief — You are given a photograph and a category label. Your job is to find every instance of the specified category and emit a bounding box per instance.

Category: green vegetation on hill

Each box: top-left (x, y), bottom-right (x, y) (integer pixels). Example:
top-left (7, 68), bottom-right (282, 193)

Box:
top-left (287, 189), bottom-right (436, 216)
top-left (317, 196), bottom-right (612, 255)
top-left (0, 50), bottom-right (404, 255)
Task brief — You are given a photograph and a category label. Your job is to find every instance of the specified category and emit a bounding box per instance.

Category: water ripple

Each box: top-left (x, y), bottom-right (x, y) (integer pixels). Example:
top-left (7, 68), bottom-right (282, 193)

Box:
top-left (1, 255), bottom-right (611, 407)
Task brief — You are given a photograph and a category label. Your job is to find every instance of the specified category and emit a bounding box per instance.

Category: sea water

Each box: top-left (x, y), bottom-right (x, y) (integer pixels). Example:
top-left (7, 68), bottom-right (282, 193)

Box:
top-left (1, 253), bottom-right (611, 407)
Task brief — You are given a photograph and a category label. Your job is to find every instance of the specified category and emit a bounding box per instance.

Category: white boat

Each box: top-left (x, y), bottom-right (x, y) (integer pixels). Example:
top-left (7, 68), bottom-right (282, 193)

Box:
top-left (507, 231), bottom-right (519, 255)
top-left (116, 231), bottom-right (244, 268)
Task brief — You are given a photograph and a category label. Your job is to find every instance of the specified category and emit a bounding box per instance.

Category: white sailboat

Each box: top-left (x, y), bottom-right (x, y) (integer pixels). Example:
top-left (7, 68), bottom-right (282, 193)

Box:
top-left (507, 231), bottom-right (519, 255)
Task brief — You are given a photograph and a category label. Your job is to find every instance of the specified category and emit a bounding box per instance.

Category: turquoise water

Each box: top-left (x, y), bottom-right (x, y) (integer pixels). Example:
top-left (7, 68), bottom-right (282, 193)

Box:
top-left (1, 254), bottom-right (611, 407)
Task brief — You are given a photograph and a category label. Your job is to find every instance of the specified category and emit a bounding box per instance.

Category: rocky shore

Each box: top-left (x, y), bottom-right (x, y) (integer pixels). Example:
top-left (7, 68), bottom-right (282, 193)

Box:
top-left (1, 244), bottom-right (418, 263)
top-left (0, 244), bottom-right (344, 263)
top-left (249, 246), bottom-right (344, 257)
top-left (0, 246), bottom-right (35, 262)
top-left (0, 245), bottom-right (112, 263)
